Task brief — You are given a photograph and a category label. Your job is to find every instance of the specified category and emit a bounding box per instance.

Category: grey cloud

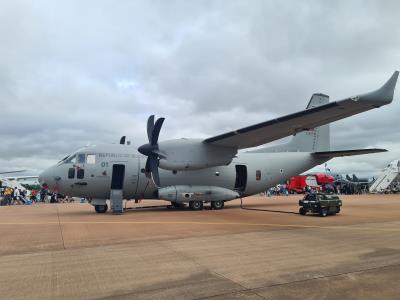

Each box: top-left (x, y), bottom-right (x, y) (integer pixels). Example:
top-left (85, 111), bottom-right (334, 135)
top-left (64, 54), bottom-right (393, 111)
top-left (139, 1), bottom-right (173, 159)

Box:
top-left (1, 0), bottom-right (400, 177)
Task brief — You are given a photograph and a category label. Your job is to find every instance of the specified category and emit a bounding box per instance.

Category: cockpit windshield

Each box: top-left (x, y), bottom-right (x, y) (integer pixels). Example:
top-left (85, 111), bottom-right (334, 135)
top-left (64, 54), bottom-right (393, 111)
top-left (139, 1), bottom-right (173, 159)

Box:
top-left (65, 154), bottom-right (77, 164)
top-left (57, 152), bottom-right (96, 165)
top-left (57, 147), bottom-right (95, 165)
top-left (58, 155), bottom-right (70, 164)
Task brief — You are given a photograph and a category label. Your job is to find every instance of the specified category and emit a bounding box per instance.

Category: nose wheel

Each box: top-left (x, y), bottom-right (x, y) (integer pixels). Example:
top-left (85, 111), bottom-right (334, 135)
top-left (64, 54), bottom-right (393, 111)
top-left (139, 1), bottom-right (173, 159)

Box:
top-left (95, 204), bottom-right (108, 213)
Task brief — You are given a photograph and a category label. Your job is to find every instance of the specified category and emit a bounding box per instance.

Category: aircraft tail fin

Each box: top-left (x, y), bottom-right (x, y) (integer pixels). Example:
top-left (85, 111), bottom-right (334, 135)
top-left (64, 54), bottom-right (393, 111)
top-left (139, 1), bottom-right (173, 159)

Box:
top-left (249, 93), bottom-right (330, 153)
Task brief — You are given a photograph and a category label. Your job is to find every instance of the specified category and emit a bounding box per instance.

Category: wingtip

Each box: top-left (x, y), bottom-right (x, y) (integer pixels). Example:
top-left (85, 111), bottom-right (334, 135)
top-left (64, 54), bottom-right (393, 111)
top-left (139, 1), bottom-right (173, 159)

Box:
top-left (386, 70), bottom-right (399, 88)
top-left (378, 70), bottom-right (399, 102)
top-left (357, 71), bottom-right (399, 105)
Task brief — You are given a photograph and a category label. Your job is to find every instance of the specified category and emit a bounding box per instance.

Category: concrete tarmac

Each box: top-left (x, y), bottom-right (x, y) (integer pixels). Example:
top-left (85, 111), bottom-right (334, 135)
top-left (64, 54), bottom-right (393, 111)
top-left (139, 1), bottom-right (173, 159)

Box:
top-left (1, 194), bottom-right (400, 299)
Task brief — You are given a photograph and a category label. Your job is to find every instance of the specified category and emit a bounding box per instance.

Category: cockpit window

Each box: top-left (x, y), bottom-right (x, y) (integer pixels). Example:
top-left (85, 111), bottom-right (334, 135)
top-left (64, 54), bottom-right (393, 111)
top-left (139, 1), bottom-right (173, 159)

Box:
top-left (58, 155), bottom-right (70, 164)
top-left (65, 154), bottom-right (77, 164)
top-left (87, 154), bottom-right (96, 164)
top-left (77, 153), bottom-right (86, 164)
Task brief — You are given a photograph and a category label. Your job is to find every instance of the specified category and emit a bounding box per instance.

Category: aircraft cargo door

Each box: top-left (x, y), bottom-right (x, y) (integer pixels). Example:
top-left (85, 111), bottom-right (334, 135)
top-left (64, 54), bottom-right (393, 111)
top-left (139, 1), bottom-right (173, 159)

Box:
top-left (234, 165), bottom-right (247, 192)
top-left (111, 164), bottom-right (125, 190)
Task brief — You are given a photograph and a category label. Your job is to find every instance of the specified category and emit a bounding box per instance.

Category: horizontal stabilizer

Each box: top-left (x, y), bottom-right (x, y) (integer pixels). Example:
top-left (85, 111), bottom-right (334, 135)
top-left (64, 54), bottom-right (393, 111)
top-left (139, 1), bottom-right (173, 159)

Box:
top-left (312, 149), bottom-right (387, 158)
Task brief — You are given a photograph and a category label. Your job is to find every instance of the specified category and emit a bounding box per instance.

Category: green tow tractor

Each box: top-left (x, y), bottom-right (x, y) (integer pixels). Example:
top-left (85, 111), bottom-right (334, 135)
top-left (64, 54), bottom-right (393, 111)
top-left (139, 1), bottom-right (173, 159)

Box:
top-left (299, 193), bottom-right (342, 217)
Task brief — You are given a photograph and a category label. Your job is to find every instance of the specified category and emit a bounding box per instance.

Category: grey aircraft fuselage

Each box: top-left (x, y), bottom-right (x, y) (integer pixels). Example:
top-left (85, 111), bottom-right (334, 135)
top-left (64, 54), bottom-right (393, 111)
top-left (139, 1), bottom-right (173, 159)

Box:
top-left (42, 143), bottom-right (327, 201)
top-left (39, 71), bottom-right (399, 212)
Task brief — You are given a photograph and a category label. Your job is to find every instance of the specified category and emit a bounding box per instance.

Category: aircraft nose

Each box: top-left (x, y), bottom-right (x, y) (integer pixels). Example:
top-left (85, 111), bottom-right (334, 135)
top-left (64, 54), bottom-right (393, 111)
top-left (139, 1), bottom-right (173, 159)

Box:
top-left (39, 168), bottom-right (53, 187)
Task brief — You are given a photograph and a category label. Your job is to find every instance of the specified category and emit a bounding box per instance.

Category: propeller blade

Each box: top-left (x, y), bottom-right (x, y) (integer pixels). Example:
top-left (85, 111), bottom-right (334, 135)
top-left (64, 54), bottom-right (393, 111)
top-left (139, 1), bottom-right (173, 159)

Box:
top-left (147, 115), bottom-right (155, 142)
top-left (151, 117), bottom-right (165, 145)
top-left (149, 156), bottom-right (160, 187)
top-left (144, 157), bottom-right (151, 178)
top-left (119, 136), bottom-right (126, 145)
top-left (152, 149), bottom-right (166, 159)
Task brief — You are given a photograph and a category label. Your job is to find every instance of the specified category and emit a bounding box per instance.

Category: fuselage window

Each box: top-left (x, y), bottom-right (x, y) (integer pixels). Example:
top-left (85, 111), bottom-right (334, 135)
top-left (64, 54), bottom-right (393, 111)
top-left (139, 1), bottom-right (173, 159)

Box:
top-left (77, 168), bottom-right (85, 179)
top-left (77, 153), bottom-right (86, 164)
top-left (68, 168), bottom-right (75, 179)
top-left (256, 170), bottom-right (261, 181)
top-left (87, 154), bottom-right (96, 164)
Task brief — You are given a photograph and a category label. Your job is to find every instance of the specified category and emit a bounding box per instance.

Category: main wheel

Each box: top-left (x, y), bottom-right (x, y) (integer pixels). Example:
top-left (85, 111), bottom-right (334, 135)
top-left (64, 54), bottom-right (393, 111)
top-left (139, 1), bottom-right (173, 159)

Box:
top-left (95, 204), bottom-right (108, 213)
top-left (320, 208), bottom-right (328, 217)
top-left (189, 200), bottom-right (203, 210)
top-left (211, 200), bottom-right (224, 210)
top-left (299, 207), bottom-right (306, 215)
top-left (172, 202), bottom-right (185, 209)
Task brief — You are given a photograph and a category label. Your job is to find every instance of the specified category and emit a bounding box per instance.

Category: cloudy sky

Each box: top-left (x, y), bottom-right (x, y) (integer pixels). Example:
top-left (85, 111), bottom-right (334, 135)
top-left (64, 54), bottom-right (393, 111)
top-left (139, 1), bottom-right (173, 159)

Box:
top-left (1, 0), bottom-right (399, 177)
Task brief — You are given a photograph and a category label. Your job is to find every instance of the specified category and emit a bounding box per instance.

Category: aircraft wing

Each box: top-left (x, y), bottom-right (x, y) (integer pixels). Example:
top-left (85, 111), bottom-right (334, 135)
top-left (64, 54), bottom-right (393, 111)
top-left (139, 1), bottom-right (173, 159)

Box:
top-left (312, 149), bottom-right (387, 159)
top-left (204, 71), bottom-right (398, 149)
top-left (0, 170), bottom-right (27, 175)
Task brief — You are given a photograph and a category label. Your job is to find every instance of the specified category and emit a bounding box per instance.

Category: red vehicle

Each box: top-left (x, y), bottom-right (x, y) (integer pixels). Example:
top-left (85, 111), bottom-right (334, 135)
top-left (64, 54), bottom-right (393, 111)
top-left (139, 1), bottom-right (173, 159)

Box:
top-left (313, 173), bottom-right (335, 185)
top-left (287, 173), bottom-right (335, 194)
top-left (287, 175), bottom-right (315, 193)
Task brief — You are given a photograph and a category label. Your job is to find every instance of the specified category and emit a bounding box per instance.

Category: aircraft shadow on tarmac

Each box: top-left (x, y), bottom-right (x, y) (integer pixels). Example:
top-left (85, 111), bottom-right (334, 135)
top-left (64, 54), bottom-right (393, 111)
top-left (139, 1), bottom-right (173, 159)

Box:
top-left (239, 206), bottom-right (299, 215)
top-left (56, 202), bottom-right (300, 216)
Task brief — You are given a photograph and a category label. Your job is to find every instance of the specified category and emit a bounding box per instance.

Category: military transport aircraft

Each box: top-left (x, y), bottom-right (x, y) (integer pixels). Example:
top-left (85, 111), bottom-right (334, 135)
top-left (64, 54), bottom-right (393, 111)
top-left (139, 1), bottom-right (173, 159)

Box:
top-left (39, 71), bottom-right (398, 213)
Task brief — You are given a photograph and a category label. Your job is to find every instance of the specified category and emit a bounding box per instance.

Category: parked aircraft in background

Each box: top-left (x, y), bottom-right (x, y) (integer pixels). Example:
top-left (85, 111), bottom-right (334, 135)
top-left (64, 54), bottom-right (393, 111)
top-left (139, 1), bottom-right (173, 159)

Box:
top-left (0, 171), bottom-right (35, 192)
top-left (39, 71), bottom-right (398, 213)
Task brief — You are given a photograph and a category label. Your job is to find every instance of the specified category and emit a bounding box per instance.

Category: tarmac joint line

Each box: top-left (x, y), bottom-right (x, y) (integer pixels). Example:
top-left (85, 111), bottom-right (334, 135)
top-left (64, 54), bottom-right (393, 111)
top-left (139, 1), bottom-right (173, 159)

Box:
top-left (0, 220), bottom-right (399, 232)
top-left (193, 262), bottom-right (400, 300)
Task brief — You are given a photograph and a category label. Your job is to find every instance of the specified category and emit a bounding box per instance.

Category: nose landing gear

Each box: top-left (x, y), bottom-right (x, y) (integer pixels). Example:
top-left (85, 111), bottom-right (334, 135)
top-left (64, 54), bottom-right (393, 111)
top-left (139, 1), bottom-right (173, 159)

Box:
top-left (95, 204), bottom-right (108, 213)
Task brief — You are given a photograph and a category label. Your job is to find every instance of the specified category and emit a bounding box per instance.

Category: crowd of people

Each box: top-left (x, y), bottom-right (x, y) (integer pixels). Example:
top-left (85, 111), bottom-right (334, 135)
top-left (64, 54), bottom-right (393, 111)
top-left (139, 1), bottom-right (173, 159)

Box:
top-left (0, 182), bottom-right (74, 206)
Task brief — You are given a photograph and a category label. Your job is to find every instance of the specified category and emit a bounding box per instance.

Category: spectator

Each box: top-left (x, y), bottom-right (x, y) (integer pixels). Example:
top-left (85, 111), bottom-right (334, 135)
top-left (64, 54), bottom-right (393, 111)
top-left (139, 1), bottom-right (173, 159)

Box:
top-left (4, 187), bottom-right (12, 205)
top-left (13, 187), bottom-right (20, 205)
top-left (40, 188), bottom-right (47, 203)
top-left (30, 189), bottom-right (37, 202)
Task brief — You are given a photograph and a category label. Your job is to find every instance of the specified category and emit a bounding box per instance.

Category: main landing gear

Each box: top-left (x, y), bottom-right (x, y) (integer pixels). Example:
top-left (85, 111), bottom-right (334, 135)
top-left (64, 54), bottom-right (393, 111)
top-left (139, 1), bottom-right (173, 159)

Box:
top-left (186, 200), bottom-right (225, 211)
top-left (189, 200), bottom-right (203, 210)
top-left (95, 204), bottom-right (108, 213)
top-left (211, 200), bottom-right (224, 210)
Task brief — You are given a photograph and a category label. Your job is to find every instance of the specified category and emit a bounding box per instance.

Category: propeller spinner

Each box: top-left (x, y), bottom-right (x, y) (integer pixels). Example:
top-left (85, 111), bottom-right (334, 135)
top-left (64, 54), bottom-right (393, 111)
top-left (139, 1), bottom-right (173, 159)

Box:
top-left (138, 115), bottom-right (165, 187)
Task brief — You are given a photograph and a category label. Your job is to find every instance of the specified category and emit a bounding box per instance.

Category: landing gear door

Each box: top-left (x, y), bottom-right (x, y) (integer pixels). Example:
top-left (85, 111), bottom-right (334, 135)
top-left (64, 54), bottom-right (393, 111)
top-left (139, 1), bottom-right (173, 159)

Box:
top-left (234, 165), bottom-right (247, 193)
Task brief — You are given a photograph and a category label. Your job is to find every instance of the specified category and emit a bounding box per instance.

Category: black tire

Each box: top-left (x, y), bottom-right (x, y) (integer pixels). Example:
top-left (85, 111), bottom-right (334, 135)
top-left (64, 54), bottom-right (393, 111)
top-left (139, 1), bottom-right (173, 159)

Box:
top-left (172, 202), bottom-right (185, 209)
top-left (95, 204), bottom-right (108, 213)
top-left (320, 208), bottom-right (328, 217)
top-left (189, 200), bottom-right (203, 210)
top-left (211, 200), bottom-right (224, 210)
top-left (299, 207), bottom-right (306, 215)
top-left (336, 206), bottom-right (341, 214)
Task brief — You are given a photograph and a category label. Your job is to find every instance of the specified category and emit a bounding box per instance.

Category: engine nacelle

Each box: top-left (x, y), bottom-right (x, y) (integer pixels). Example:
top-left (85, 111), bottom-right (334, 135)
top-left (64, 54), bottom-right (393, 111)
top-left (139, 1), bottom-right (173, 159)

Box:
top-left (157, 138), bottom-right (237, 171)
top-left (158, 185), bottom-right (240, 203)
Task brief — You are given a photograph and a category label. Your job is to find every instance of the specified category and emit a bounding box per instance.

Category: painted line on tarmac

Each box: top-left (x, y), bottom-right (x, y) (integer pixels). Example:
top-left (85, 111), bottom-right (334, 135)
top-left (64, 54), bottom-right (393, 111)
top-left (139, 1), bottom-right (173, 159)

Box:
top-left (0, 221), bottom-right (399, 232)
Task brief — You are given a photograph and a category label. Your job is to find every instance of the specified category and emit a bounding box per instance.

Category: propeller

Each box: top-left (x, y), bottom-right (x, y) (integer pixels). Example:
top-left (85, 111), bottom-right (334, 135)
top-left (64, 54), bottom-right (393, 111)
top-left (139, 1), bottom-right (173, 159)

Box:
top-left (138, 115), bottom-right (165, 187)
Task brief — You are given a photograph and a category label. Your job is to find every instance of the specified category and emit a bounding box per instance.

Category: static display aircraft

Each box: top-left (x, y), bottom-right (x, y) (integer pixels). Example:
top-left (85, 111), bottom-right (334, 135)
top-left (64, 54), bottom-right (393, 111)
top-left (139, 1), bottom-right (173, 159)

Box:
top-left (39, 71), bottom-right (398, 213)
top-left (0, 171), bottom-right (32, 192)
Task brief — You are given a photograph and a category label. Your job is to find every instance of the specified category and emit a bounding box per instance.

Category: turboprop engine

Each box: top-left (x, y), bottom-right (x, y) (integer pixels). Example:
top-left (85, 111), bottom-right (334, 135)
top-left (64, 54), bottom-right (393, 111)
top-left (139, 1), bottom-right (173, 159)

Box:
top-left (138, 115), bottom-right (237, 186)
top-left (158, 185), bottom-right (240, 203)
top-left (157, 139), bottom-right (237, 170)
